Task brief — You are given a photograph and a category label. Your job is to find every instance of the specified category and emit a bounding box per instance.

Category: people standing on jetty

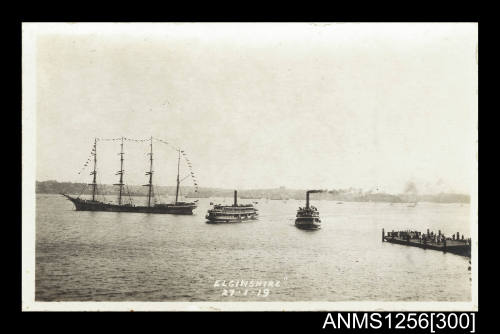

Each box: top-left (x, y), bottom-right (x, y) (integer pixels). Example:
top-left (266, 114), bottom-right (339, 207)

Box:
top-left (383, 228), bottom-right (471, 257)
top-left (386, 229), bottom-right (470, 245)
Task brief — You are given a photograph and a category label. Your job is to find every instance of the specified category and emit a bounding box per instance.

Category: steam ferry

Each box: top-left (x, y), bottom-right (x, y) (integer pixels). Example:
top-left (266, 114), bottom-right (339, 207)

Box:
top-left (295, 190), bottom-right (324, 229)
top-left (206, 190), bottom-right (258, 223)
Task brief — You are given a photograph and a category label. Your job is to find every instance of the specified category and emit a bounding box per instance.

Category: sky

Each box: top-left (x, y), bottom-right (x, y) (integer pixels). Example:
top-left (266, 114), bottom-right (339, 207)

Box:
top-left (30, 23), bottom-right (477, 194)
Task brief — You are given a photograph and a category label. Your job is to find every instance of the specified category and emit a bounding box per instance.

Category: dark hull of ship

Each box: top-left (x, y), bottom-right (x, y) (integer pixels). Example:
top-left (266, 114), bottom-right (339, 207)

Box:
top-left (295, 217), bottom-right (321, 230)
top-left (63, 195), bottom-right (196, 215)
top-left (206, 215), bottom-right (258, 224)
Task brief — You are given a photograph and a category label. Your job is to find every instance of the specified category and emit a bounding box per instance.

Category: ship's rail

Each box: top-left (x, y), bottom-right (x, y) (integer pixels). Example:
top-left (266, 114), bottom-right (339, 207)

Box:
top-left (296, 209), bottom-right (319, 215)
top-left (296, 214), bottom-right (320, 218)
top-left (208, 209), bottom-right (257, 215)
top-left (207, 213), bottom-right (257, 218)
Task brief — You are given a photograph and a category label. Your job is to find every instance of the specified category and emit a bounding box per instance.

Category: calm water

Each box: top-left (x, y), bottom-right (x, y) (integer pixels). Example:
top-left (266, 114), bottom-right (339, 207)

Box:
top-left (36, 194), bottom-right (471, 301)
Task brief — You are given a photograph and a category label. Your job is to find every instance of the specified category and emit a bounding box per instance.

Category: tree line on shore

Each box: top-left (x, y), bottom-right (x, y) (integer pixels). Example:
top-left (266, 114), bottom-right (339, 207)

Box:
top-left (36, 180), bottom-right (470, 204)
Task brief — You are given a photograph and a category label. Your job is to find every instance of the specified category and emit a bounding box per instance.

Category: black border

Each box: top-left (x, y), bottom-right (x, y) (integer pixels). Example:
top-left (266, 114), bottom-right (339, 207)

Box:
top-left (13, 13), bottom-right (485, 333)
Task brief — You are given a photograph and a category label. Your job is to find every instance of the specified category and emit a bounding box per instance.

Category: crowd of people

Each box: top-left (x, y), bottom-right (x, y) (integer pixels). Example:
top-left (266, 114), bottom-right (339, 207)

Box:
top-left (298, 205), bottom-right (318, 211)
top-left (386, 229), bottom-right (471, 245)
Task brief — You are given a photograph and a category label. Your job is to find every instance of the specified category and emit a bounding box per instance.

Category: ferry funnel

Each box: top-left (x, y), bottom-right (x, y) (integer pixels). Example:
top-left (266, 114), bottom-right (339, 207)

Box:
top-left (306, 190), bottom-right (324, 209)
top-left (234, 190), bottom-right (238, 206)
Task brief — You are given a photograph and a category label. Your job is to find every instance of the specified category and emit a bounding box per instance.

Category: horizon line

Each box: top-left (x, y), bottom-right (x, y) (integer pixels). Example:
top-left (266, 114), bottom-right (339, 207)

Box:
top-left (35, 179), bottom-right (471, 196)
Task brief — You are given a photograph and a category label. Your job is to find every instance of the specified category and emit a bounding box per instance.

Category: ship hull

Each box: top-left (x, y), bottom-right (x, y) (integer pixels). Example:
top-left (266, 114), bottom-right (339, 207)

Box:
top-left (63, 195), bottom-right (196, 215)
top-left (206, 216), bottom-right (258, 224)
top-left (295, 218), bottom-right (321, 230)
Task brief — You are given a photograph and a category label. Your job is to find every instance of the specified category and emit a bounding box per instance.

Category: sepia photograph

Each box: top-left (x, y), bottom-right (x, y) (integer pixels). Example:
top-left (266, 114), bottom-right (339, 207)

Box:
top-left (22, 22), bottom-right (478, 311)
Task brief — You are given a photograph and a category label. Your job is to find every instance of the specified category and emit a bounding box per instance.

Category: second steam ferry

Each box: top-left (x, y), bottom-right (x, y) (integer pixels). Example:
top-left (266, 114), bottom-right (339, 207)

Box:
top-left (295, 190), bottom-right (324, 229)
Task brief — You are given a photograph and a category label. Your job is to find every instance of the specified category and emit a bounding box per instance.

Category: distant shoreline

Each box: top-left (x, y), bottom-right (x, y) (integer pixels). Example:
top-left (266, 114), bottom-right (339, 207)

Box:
top-left (36, 180), bottom-right (470, 204)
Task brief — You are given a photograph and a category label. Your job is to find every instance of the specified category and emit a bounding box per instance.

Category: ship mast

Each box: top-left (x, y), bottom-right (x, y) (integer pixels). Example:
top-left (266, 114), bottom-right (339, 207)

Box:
top-left (175, 149), bottom-right (181, 204)
top-left (114, 137), bottom-right (125, 205)
top-left (145, 136), bottom-right (154, 207)
top-left (89, 138), bottom-right (97, 201)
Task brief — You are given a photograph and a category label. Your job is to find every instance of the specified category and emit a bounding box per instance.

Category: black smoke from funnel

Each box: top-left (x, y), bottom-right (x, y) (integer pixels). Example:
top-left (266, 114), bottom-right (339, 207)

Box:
top-left (306, 189), bottom-right (325, 208)
top-left (404, 181), bottom-right (418, 194)
top-left (403, 181), bottom-right (418, 203)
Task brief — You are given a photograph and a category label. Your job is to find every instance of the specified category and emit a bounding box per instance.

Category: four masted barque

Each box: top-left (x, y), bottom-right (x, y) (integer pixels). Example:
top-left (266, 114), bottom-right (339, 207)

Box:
top-left (206, 190), bottom-right (259, 223)
top-left (63, 137), bottom-right (197, 215)
top-left (295, 190), bottom-right (324, 230)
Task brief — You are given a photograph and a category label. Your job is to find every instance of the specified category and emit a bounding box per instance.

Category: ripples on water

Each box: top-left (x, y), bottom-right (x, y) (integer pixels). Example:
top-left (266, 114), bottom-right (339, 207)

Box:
top-left (35, 194), bottom-right (471, 301)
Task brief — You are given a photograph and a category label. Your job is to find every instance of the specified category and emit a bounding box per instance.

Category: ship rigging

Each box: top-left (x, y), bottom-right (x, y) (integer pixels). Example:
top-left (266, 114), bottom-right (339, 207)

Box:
top-left (62, 136), bottom-right (198, 215)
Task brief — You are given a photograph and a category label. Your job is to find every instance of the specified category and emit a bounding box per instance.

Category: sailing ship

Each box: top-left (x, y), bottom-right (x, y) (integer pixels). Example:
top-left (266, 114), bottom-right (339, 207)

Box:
top-left (205, 190), bottom-right (258, 223)
top-left (62, 137), bottom-right (197, 215)
top-left (295, 190), bottom-right (324, 230)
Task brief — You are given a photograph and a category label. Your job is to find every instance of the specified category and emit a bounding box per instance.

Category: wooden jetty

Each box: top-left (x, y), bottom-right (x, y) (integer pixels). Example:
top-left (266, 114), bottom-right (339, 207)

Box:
top-left (382, 228), bottom-right (471, 257)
